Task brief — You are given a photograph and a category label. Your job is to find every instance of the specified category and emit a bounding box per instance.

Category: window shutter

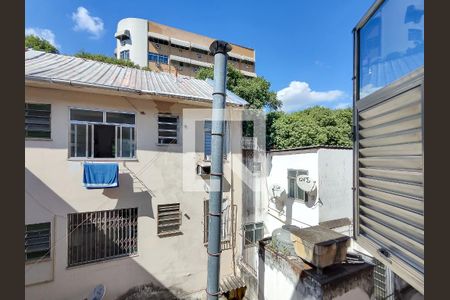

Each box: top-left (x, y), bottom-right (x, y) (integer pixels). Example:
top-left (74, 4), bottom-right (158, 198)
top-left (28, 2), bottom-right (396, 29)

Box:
top-left (354, 68), bottom-right (424, 294)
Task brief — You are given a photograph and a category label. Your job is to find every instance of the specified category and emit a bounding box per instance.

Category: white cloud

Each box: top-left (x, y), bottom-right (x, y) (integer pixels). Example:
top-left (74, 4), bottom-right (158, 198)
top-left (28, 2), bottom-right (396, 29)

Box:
top-left (72, 7), bottom-right (104, 39)
top-left (25, 27), bottom-right (60, 49)
top-left (334, 102), bottom-right (352, 109)
top-left (277, 81), bottom-right (346, 112)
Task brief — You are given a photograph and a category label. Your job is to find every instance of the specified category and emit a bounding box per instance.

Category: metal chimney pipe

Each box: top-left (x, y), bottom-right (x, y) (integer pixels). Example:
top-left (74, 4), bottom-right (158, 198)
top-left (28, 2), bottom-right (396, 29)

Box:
top-left (206, 40), bottom-right (232, 300)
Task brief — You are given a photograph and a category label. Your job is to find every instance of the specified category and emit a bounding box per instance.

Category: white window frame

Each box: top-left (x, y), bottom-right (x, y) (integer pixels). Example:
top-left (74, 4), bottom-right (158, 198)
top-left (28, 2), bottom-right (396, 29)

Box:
top-left (287, 169), bottom-right (309, 202)
top-left (68, 107), bottom-right (136, 160)
top-left (243, 222), bottom-right (264, 247)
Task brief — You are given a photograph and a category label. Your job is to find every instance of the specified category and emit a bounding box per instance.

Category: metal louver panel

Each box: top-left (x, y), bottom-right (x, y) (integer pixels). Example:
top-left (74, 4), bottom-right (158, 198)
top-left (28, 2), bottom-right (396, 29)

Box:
top-left (355, 68), bottom-right (424, 294)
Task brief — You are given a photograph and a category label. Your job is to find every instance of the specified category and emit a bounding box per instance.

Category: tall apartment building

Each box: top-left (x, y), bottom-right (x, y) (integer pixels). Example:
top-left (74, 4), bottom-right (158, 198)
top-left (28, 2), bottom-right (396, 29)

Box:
top-left (114, 18), bottom-right (256, 78)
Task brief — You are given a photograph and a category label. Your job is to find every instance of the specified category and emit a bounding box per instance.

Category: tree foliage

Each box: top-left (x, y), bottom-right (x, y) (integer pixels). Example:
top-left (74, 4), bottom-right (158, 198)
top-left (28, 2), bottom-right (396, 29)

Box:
top-left (75, 51), bottom-right (141, 68)
top-left (25, 35), bottom-right (59, 54)
top-left (270, 106), bottom-right (353, 149)
top-left (195, 65), bottom-right (281, 110)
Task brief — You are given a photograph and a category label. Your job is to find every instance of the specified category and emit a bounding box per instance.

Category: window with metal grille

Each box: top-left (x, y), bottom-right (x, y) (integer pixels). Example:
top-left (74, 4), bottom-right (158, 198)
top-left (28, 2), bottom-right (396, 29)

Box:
top-left (243, 222), bottom-right (264, 246)
top-left (67, 208), bottom-right (138, 267)
top-left (25, 103), bottom-right (51, 139)
top-left (158, 114), bottom-right (178, 145)
top-left (204, 120), bottom-right (229, 161)
top-left (69, 108), bottom-right (136, 159)
top-left (157, 203), bottom-right (181, 236)
top-left (287, 169), bottom-right (309, 201)
top-left (203, 199), bottom-right (231, 249)
top-left (25, 222), bottom-right (51, 261)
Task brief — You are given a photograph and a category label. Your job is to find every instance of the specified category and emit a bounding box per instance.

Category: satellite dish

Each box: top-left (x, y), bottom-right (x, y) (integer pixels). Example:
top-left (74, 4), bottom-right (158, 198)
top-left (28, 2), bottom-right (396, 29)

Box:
top-left (88, 284), bottom-right (106, 300)
top-left (296, 175), bottom-right (316, 193)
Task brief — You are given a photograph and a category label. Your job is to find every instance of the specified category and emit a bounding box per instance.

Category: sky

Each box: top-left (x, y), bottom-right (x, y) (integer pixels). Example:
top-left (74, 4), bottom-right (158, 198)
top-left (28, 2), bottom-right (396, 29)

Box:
top-left (25, 0), bottom-right (375, 112)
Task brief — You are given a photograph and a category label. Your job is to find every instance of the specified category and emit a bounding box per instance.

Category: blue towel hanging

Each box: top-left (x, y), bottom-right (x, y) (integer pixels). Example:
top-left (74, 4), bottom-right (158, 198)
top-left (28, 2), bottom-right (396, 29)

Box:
top-left (83, 163), bottom-right (119, 189)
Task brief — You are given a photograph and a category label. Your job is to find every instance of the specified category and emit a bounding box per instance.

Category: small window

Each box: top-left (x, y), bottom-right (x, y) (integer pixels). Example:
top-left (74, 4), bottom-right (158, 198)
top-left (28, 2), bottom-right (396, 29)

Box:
top-left (148, 52), bottom-right (168, 65)
top-left (25, 222), bottom-right (51, 261)
top-left (120, 50), bottom-right (130, 60)
top-left (25, 103), bottom-right (51, 139)
top-left (158, 114), bottom-right (178, 145)
top-left (67, 208), bottom-right (138, 267)
top-left (157, 203), bottom-right (181, 236)
top-left (287, 169), bottom-right (309, 201)
top-left (106, 112), bottom-right (135, 124)
top-left (244, 222), bottom-right (264, 246)
top-left (203, 199), bottom-right (231, 249)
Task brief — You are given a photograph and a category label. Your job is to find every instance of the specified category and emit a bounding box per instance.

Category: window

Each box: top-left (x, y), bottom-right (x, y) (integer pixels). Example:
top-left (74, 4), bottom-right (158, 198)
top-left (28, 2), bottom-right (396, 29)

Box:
top-left (148, 52), bottom-right (168, 64)
top-left (149, 37), bottom-right (169, 45)
top-left (287, 169), bottom-right (309, 201)
top-left (359, 0), bottom-right (424, 98)
top-left (25, 222), bottom-right (51, 261)
top-left (69, 109), bottom-right (136, 159)
top-left (120, 50), bottom-right (130, 60)
top-left (204, 120), bottom-right (229, 161)
top-left (203, 199), bottom-right (231, 249)
top-left (244, 222), bottom-right (264, 246)
top-left (192, 48), bottom-right (209, 55)
top-left (25, 103), bottom-right (51, 139)
top-left (158, 114), bottom-right (178, 145)
top-left (67, 208), bottom-right (138, 267)
top-left (157, 203), bottom-right (181, 236)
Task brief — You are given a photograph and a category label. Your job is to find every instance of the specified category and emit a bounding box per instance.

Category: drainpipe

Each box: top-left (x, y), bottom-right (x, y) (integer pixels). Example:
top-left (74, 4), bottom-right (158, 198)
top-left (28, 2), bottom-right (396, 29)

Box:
top-left (206, 40), bottom-right (232, 300)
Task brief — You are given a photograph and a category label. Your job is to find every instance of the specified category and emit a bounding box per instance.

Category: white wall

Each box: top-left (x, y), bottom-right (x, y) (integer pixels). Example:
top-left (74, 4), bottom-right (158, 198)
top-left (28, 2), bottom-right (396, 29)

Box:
top-left (25, 85), bottom-right (243, 300)
top-left (116, 18), bottom-right (148, 67)
top-left (317, 149), bottom-right (353, 223)
top-left (265, 152), bottom-right (320, 235)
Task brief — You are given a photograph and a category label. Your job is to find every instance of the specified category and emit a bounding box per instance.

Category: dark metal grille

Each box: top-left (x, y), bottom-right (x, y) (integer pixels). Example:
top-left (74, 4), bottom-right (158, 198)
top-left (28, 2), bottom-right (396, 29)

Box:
top-left (67, 208), bottom-right (138, 267)
top-left (373, 258), bottom-right (395, 300)
top-left (158, 115), bottom-right (178, 144)
top-left (157, 203), bottom-right (181, 236)
top-left (25, 222), bottom-right (51, 261)
top-left (25, 103), bottom-right (51, 139)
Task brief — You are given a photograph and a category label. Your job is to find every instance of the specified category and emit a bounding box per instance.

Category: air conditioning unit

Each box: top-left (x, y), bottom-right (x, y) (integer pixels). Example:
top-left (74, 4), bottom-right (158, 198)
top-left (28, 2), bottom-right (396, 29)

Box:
top-left (197, 161), bottom-right (211, 176)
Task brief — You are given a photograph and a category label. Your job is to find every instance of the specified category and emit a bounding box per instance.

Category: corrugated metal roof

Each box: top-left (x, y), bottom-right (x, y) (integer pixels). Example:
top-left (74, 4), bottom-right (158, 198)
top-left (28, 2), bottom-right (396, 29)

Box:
top-left (25, 50), bottom-right (248, 106)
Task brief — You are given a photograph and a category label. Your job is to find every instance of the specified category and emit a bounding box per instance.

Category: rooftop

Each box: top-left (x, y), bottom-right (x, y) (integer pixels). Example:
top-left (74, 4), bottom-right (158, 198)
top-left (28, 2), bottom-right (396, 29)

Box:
top-left (25, 50), bottom-right (248, 107)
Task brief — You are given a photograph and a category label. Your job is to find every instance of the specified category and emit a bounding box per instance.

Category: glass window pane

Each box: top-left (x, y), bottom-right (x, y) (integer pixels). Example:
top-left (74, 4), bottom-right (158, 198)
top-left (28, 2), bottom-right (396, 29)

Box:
top-left (106, 112), bottom-right (135, 124)
top-left (70, 109), bottom-right (103, 122)
top-left (359, 0), bottom-right (424, 98)
top-left (121, 127), bottom-right (133, 158)
top-left (288, 178), bottom-right (295, 198)
top-left (70, 124), bottom-right (87, 157)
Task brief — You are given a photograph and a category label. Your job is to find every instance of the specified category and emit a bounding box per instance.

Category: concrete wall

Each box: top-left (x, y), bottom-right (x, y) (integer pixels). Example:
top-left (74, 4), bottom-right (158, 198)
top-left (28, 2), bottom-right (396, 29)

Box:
top-left (25, 85), bottom-right (243, 300)
top-left (265, 151), bottom-right (320, 235)
top-left (257, 242), bottom-right (373, 300)
top-left (264, 149), bottom-right (353, 236)
top-left (317, 149), bottom-right (353, 223)
top-left (116, 18), bottom-right (148, 67)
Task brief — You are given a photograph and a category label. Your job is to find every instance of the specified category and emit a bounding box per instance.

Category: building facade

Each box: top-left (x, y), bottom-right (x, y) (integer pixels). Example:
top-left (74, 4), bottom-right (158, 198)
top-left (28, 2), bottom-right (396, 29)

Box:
top-left (114, 18), bottom-right (256, 78)
top-left (25, 50), bottom-right (248, 300)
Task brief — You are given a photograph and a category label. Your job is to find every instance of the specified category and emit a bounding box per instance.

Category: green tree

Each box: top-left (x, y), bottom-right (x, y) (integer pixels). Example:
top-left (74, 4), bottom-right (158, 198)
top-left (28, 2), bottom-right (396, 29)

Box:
top-left (25, 35), bottom-right (59, 54)
top-left (74, 51), bottom-right (141, 68)
top-left (270, 106), bottom-right (353, 149)
top-left (195, 65), bottom-right (281, 110)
